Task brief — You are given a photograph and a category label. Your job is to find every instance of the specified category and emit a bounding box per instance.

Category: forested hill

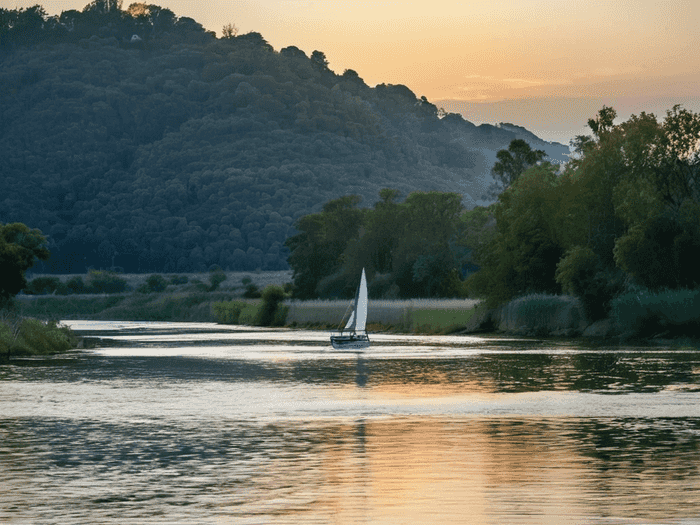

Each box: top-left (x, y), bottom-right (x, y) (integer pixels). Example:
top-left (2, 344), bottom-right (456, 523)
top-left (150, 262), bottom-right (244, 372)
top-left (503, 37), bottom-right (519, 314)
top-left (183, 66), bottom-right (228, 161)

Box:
top-left (0, 2), bottom-right (569, 273)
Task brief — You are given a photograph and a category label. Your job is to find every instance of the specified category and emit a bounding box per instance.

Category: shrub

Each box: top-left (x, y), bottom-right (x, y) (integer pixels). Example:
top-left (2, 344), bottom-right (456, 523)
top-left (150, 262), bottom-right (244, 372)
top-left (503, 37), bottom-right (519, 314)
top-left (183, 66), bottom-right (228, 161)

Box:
top-left (243, 283), bottom-right (261, 298)
top-left (169, 275), bottom-right (189, 285)
top-left (137, 274), bottom-right (168, 293)
top-left (555, 246), bottom-right (625, 322)
top-left (86, 270), bottom-right (129, 294)
top-left (212, 301), bottom-right (244, 324)
top-left (25, 277), bottom-right (62, 295)
top-left (611, 287), bottom-right (700, 337)
top-left (208, 270), bottom-right (227, 291)
top-left (1, 317), bottom-right (74, 358)
top-left (66, 276), bottom-right (87, 294)
top-left (256, 285), bottom-right (287, 326)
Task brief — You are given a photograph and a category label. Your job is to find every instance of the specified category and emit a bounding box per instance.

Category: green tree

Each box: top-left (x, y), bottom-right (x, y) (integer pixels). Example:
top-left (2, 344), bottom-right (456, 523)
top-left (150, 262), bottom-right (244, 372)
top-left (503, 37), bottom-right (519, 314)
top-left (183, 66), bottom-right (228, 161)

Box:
top-left (392, 191), bottom-right (464, 297)
top-left (491, 139), bottom-right (546, 189)
top-left (0, 223), bottom-right (50, 306)
top-left (467, 163), bottom-right (562, 306)
top-left (256, 284), bottom-right (286, 326)
top-left (285, 195), bottom-right (364, 298)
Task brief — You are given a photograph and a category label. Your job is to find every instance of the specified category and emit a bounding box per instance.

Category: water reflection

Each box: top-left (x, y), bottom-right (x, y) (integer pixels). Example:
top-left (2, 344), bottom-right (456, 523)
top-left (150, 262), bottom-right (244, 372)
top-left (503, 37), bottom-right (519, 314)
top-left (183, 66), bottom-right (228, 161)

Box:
top-left (2, 416), bottom-right (699, 524)
top-left (1, 321), bottom-right (700, 524)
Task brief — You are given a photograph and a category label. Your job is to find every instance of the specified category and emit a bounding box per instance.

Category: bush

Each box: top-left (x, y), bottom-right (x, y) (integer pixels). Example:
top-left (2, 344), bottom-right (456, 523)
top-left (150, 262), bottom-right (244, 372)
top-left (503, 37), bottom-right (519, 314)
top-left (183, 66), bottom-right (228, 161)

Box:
top-left (66, 276), bottom-right (87, 294)
top-left (86, 270), bottom-right (129, 294)
top-left (555, 246), bottom-right (624, 321)
top-left (256, 285), bottom-right (287, 326)
top-left (212, 301), bottom-right (244, 324)
top-left (243, 283), bottom-right (261, 298)
top-left (208, 270), bottom-right (227, 291)
top-left (1, 317), bottom-right (74, 358)
top-left (25, 277), bottom-right (62, 295)
top-left (137, 274), bottom-right (168, 293)
top-left (169, 275), bottom-right (189, 285)
top-left (611, 288), bottom-right (700, 337)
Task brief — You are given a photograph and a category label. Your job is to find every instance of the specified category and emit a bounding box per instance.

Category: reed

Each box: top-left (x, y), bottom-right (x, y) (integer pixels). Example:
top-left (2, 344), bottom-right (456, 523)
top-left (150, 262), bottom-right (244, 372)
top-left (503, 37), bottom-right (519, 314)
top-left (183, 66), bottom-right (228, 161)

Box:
top-left (611, 288), bottom-right (700, 336)
top-left (285, 299), bottom-right (481, 333)
top-left (496, 294), bottom-right (585, 335)
top-left (1, 317), bottom-right (75, 359)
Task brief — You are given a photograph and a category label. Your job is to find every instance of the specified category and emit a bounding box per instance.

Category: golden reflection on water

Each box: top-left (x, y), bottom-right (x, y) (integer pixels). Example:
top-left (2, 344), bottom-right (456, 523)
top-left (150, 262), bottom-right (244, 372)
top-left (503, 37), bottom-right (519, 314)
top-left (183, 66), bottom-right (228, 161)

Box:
top-left (306, 417), bottom-right (700, 524)
top-left (4, 321), bottom-right (699, 524)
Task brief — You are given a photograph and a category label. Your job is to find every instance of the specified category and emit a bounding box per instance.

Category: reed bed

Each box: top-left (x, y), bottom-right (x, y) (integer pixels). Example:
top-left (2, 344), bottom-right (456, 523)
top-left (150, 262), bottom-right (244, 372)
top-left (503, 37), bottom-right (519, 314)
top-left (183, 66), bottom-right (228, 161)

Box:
top-left (285, 298), bottom-right (481, 333)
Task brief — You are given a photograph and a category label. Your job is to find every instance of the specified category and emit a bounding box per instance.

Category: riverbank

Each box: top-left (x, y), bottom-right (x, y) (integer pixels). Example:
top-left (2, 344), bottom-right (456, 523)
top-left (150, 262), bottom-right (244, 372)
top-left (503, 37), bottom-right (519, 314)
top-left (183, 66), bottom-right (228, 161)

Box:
top-left (12, 284), bottom-right (700, 345)
top-left (0, 316), bottom-right (77, 362)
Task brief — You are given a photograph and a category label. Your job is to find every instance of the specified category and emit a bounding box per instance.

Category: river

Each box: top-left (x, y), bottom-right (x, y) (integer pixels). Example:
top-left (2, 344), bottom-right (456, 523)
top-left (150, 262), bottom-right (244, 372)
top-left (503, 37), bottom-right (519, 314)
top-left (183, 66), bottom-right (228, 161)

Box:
top-left (1, 321), bottom-right (699, 524)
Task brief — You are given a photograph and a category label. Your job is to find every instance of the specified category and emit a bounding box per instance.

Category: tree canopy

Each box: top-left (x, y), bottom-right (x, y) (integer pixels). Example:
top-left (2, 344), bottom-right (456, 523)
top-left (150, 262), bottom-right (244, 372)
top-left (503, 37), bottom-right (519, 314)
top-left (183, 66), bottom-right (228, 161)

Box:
top-left (285, 189), bottom-right (468, 299)
top-left (0, 223), bottom-right (50, 305)
top-left (468, 104), bottom-right (700, 316)
top-left (0, 2), bottom-right (568, 274)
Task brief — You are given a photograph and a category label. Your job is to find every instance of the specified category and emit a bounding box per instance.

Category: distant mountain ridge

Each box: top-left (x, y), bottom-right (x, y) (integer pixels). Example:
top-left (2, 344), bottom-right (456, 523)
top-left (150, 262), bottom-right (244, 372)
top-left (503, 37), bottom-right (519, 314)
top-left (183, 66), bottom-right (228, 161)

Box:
top-left (0, 2), bottom-right (570, 273)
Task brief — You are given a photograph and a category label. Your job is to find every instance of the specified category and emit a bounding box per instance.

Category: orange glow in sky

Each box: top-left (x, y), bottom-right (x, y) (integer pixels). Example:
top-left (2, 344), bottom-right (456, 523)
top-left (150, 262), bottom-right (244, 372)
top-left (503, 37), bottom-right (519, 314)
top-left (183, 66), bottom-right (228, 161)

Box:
top-left (8, 0), bottom-right (700, 142)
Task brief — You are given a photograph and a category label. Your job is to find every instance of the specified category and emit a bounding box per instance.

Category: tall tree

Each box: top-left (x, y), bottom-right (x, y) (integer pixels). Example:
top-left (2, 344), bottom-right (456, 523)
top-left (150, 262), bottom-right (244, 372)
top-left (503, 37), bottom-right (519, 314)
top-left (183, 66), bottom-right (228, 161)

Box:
top-left (491, 139), bottom-right (546, 189)
top-left (0, 223), bottom-right (50, 307)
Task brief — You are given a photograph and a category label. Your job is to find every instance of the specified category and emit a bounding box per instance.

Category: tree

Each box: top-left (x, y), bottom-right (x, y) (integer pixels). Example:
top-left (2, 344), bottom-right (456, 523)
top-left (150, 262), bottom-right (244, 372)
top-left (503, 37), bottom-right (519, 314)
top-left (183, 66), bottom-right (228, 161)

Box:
top-left (0, 223), bottom-right (50, 306)
top-left (467, 163), bottom-right (562, 305)
top-left (491, 139), bottom-right (546, 189)
top-left (285, 195), bottom-right (364, 298)
top-left (221, 22), bottom-right (238, 38)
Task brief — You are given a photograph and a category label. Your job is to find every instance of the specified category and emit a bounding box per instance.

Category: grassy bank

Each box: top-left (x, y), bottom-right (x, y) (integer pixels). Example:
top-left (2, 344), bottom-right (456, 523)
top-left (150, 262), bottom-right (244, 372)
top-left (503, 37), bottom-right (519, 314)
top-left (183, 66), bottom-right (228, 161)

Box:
top-left (0, 316), bottom-right (77, 361)
top-left (284, 298), bottom-right (482, 334)
top-left (16, 291), bottom-right (484, 335)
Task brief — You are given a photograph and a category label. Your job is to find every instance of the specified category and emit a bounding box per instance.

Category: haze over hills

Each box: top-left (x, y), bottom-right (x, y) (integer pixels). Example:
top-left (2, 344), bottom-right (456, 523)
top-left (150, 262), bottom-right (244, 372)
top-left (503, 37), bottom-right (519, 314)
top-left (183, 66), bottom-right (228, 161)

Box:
top-left (0, 2), bottom-right (569, 273)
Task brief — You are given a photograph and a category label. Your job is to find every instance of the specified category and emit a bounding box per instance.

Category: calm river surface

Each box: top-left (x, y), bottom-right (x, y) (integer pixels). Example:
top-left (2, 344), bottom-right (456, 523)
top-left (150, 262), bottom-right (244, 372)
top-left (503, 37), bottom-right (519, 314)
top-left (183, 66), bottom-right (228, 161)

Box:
top-left (2, 321), bottom-right (700, 524)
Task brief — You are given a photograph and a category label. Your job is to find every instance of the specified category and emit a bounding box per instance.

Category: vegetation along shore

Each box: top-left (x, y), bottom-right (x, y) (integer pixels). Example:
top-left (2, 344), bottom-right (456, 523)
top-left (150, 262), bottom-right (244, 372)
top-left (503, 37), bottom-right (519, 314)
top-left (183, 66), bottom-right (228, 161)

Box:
top-left (3, 2), bottom-right (700, 354)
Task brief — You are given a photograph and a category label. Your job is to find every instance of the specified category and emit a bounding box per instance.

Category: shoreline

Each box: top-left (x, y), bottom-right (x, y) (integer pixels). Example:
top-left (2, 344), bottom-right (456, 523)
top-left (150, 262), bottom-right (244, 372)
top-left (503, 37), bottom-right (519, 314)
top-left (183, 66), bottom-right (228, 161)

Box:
top-left (10, 291), bottom-right (700, 349)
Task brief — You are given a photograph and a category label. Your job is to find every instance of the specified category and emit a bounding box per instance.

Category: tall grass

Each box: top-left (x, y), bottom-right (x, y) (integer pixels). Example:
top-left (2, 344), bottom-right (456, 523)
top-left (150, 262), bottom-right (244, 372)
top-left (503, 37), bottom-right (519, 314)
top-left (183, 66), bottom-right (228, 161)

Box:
top-left (611, 288), bottom-right (700, 336)
top-left (0, 317), bottom-right (75, 359)
top-left (212, 300), bottom-right (261, 325)
top-left (496, 294), bottom-right (585, 335)
top-left (285, 299), bottom-right (481, 333)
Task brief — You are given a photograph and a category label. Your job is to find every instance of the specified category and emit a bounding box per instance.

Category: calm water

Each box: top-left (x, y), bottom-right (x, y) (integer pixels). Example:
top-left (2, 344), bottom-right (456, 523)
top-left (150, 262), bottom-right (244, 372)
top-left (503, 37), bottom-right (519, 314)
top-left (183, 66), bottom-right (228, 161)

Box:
top-left (2, 321), bottom-right (700, 524)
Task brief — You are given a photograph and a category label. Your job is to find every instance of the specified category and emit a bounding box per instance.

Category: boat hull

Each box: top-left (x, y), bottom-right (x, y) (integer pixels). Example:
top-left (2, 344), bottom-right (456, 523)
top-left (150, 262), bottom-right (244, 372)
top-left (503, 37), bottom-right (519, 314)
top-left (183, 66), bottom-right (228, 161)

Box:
top-left (330, 333), bottom-right (370, 349)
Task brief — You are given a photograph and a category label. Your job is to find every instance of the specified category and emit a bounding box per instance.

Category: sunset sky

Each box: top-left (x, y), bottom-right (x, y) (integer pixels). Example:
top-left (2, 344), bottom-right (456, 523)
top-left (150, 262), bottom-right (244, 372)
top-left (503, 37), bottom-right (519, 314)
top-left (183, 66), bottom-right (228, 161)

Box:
top-left (9, 0), bottom-right (700, 143)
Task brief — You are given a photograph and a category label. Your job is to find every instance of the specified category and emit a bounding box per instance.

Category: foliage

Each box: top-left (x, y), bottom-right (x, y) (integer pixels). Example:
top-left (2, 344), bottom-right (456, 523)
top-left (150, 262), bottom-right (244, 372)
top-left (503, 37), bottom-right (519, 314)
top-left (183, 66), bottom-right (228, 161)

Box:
top-left (86, 270), bottom-right (129, 293)
top-left (286, 190), bottom-right (469, 299)
top-left (611, 288), bottom-right (700, 337)
top-left (255, 285), bottom-right (287, 326)
top-left (467, 163), bottom-right (563, 306)
top-left (242, 283), bottom-right (261, 298)
top-left (613, 203), bottom-right (700, 290)
top-left (137, 274), bottom-right (168, 293)
top-left (469, 103), bottom-right (700, 320)
top-left (1, 317), bottom-right (74, 358)
top-left (25, 276), bottom-right (68, 295)
top-left (491, 139), bottom-right (546, 190)
top-left (0, 223), bottom-right (50, 306)
top-left (207, 269), bottom-right (227, 291)
top-left (212, 300), bottom-right (244, 324)
top-left (0, 2), bottom-right (568, 275)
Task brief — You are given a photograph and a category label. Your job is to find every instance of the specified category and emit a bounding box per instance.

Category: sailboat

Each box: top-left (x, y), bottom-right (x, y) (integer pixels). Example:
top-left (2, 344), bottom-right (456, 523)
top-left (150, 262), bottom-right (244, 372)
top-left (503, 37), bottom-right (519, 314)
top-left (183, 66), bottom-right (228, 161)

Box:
top-left (330, 268), bottom-right (370, 349)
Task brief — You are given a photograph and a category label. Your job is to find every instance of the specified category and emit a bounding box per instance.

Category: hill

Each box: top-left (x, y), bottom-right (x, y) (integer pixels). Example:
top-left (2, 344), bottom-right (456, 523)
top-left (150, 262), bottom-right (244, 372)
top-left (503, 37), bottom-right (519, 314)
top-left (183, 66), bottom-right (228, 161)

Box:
top-left (0, 2), bottom-right (570, 273)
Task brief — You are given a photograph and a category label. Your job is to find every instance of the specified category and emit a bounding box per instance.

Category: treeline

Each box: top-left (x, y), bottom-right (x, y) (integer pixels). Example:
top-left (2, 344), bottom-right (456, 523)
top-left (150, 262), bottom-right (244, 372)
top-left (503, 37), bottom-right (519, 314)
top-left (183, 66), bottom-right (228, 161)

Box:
top-left (289, 105), bottom-right (700, 318)
top-left (468, 105), bottom-right (700, 322)
top-left (0, 1), bottom-right (569, 274)
top-left (285, 189), bottom-right (491, 299)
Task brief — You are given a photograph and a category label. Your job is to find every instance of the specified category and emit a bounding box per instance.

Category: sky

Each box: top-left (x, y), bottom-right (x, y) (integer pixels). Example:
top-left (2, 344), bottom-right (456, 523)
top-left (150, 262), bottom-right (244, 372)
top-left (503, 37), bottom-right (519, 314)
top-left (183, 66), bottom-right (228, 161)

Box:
top-left (7, 0), bottom-right (700, 144)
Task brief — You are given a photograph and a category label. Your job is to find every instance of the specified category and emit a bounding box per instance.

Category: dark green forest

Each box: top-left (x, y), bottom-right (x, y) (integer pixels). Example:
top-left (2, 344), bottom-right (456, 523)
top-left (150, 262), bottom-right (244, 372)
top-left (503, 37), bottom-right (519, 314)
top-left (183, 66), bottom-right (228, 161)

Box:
top-left (287, 105), bottom-right (700, 315)
top-left (0, 1), bottom-right (568, 273)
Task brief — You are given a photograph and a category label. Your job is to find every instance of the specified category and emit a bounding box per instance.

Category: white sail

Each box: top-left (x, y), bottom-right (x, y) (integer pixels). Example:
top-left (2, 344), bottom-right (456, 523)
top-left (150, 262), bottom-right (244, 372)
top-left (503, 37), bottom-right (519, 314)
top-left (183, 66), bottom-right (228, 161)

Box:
top-left (355, 268), bottom-right (368, 332)
top-left (344, 311), bottom-right (355, 330)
